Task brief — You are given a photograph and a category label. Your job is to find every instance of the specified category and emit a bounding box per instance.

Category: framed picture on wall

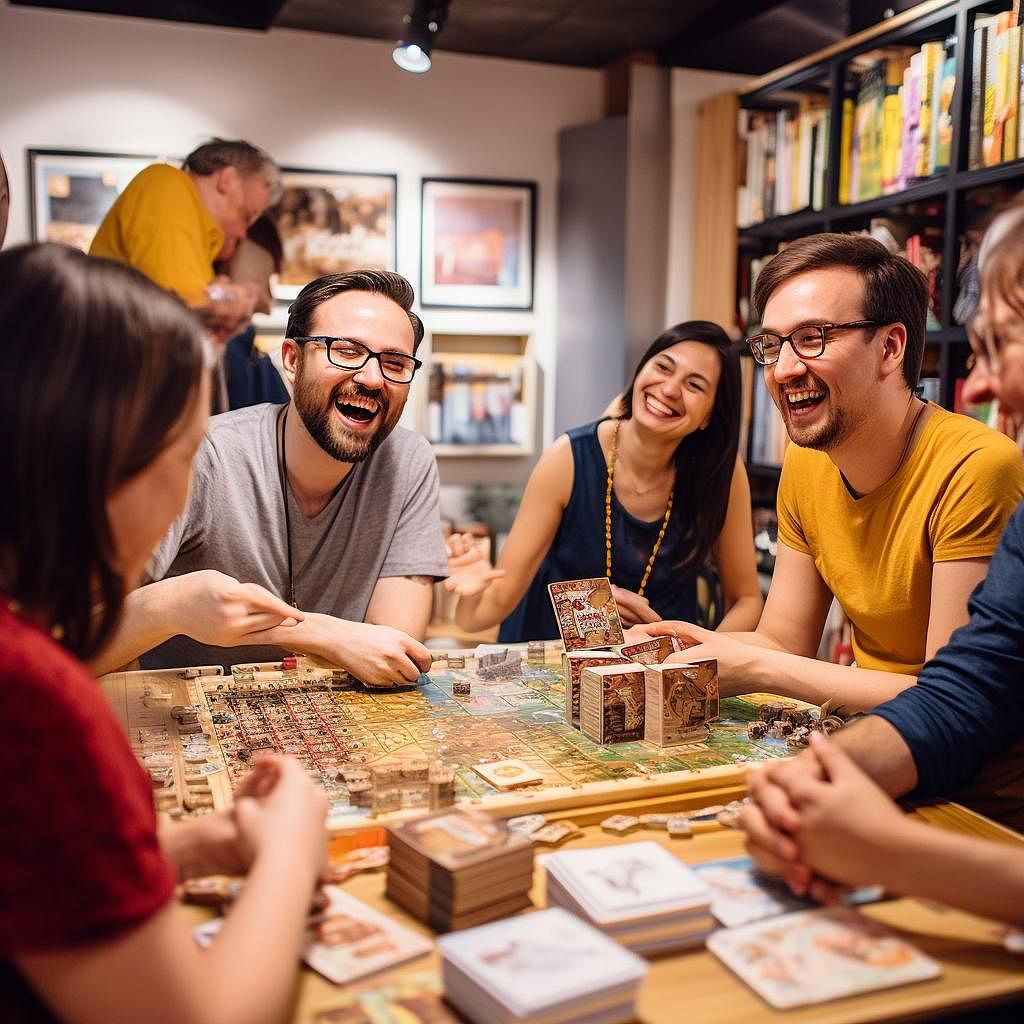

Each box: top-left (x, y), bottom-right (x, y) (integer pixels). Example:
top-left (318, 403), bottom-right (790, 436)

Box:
top-left (420, 178), bottom-right (535, 310)
top-left (266, 168), bottom-right (397, 300)
top-left (28, 149), bottom-right (157, 253)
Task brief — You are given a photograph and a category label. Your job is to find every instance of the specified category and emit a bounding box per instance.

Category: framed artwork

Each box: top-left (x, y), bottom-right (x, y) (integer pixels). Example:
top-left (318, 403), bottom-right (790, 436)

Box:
top-left (28, 149), bottom-right (157, 252)
top-left (420, 178), bottom-right (535, 309)
top-left (267, 168), bottom-right (397, 300)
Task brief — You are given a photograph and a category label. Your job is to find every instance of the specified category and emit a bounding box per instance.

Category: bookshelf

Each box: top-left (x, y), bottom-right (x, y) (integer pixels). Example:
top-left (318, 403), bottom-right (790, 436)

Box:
top-left (736, 0), bottom-right (1024, 475)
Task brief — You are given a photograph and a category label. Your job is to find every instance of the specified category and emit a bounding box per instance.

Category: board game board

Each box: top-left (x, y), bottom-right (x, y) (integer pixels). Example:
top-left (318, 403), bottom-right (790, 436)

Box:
top-left (101, 643), bottom-right (804, 831)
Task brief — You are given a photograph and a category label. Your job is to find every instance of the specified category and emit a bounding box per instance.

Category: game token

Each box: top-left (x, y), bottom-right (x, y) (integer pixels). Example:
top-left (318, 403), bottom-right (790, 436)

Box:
top-left (530, 821), bottom-right (580, 845)
top-left (506, 813), bottom-right (547, 835)
top-left (472, 758), bottom-right (544, 790)
top-left (281, 656), bottom-right (298, 671)
top-left (601, 814), bottom-right (640, 834)
top-left (447, 654), bottom-right (466, 669)
top-left (666, 815), bottom-right (692, 837)
top-left (453, 679), bottom-right (471, 696)
top-left (327, 845), bottom-right (390, 882)
top-left (527, 639), bottom-right (546, 664)
top-left (638, 813), bottom-right (672, 829)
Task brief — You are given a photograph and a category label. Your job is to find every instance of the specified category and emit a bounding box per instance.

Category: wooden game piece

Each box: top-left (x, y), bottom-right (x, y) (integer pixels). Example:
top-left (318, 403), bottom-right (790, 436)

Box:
top-left (547, 577), bottom-right (624, 652)
top-left (472, 758), bottom-right (544, 790)
top-left (561, 651), bottom-right (627, 728)
top-left (506, 813), bottom-right (547, 835)
top-left (453, 679), bottom-right (471, 697)
top-left (477, 648), bottom-right (523, 679)
top-left (687, 804), bottom-right (725, 821)
top-left (280, 656), bottom-right (298, 671)
top-left (447, 654), bottom-right (466, 669)
top-left (666, 815), bottom-right (692, 838)
top-left (643, 660), bottom-right (720, 746)
top-left (579, 663), bottom-right (646, 744)
top-left (747, 720), bottom-right (768, 739)
top-left (638, 813), bottom-right (672, 829)
top-left (428, 761), bottom-right (456, 810)
top-left (527, 639), bottom-right (546, 664)
top-left (530, 821), bottom-right (580, 845)
top-left (600, 814), bottom-right (641, 834)
top-left (327, 845), bottom-right (390, 883)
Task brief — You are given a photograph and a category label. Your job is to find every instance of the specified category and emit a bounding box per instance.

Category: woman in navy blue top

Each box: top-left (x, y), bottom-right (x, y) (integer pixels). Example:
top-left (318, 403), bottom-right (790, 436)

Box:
top-left (447, 321), bottom-right (763, 641)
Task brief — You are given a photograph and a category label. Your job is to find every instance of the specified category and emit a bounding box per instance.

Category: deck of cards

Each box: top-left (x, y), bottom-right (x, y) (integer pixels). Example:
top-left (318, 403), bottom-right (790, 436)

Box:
top-left (437, 907), bottom-right (648, 1024)
top-left (386, 809), bottom-right (535, 932)
top-left (543, 841), bottom-right (715, 954)
top-left (707, 906), bottom-right (941, 1009)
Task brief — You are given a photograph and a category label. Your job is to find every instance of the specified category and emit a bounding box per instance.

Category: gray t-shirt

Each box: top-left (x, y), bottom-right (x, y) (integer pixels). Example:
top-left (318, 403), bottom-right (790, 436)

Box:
top-left (142, 403), bottom-right (448, 669)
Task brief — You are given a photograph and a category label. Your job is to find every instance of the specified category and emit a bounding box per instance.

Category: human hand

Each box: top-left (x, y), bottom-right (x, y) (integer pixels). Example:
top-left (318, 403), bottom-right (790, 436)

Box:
top-left (204, 277), bottom-right (257, 345)
top-left (779, 731), bottom-right (911, 893)
top-left (232, 754), bottom-right (329, 878)
top-left (168, 570), bottom-right (301, 646)
top-left (621, 618), bottom-right (700, 647)
top-left (740, 754), bottom-right (823, 896)
top-left (159, 810), bottom-right (254, 880)
top-left (303, 616), bottom-right (433, 686)
top-left (661, 623), bottom-right (759, 695)
top-left (610, 585), bottom-right (661, 627)
top-left (443, 532), bottom-right (506, 598)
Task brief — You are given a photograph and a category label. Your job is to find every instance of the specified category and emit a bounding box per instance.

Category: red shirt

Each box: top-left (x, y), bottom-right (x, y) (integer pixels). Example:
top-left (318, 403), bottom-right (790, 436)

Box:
top-left (0, 602), bottom-right (176, 1023)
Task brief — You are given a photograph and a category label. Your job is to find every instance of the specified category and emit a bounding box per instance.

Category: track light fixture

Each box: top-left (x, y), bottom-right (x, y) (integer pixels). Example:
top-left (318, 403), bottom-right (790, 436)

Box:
top-left (393, 0), bottom-right (451, 73)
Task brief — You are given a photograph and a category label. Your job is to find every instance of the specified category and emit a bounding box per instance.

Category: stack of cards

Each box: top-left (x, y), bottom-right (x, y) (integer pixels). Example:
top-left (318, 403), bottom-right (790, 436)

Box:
top-left (386, 809), bottom-right (535, 932)
top-left (707, 906), bottom-right (941, 1009)
top-left (579, 663), bottom-right (647, 744)
top-left (547, 578), bottom-right (624, 652)
top-left (543, 841), bottom-right (715, 954)
top-left (438, 907), bottom-right (648, 1024)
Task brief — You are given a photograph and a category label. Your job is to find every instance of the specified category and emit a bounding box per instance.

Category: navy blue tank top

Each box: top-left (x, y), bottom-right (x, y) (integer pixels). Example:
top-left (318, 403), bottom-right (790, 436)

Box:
top-left (499, 421), bottom-right (698, 642)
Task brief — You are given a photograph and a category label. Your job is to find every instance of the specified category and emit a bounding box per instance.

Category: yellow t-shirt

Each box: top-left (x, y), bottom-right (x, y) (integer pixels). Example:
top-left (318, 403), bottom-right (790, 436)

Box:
top-left (89, 164), bottom-right (223, 306)
top-left (777, 405), bottom-right (1024, 674)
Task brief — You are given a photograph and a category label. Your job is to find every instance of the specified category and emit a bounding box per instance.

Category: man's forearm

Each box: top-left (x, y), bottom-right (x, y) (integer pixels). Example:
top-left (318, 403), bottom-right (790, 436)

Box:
top-left (87, 579), bottom-right (184, 676)
top-left (833, 715), bottom-right (919, 796)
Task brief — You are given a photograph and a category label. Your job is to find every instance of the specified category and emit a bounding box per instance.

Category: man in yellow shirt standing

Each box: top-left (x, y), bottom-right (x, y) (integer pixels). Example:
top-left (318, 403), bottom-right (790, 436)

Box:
top-left (90, 138), bottom-right (279, 344)
top-left (633, 232), bottom-right (1024, 712)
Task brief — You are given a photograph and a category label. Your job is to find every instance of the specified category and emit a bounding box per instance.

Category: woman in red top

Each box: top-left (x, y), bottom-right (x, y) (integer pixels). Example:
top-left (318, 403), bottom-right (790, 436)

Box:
top-left (0, 243), bottom-right (328, 1024)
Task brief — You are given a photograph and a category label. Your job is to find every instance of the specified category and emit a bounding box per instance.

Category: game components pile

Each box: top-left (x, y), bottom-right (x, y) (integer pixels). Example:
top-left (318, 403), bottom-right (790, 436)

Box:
top-left (438, 907), bottom-right (648, 1024)
top-left (746, 698), bottom-right (850, 747)
top-left (341, 756), bottom-right (456, 816)
top-left (386, 809), bottom-right (534, 932)
top-left (550, 577), bottom-right (720, 747)
top-left (543, 841), bottom-right (715, 954)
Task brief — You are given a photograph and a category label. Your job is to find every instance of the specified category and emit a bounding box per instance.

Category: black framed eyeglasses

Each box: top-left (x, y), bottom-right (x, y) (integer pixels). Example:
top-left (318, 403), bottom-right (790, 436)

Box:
top-left (746, 320), bottom-right (883, 366)
top-left (292, 336), bottom-right (422, 384)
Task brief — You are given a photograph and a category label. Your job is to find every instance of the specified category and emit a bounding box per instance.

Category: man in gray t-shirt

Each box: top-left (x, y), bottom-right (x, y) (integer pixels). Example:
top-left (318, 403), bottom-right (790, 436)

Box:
top-left (93, 269), bottom-right (448, 685)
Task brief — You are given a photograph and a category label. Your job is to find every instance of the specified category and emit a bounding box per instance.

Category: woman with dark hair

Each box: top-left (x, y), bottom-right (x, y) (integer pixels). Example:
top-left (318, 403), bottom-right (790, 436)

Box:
top-left (447, 320), bottom-right (763, 641)
top-left (0, 243), bottom-right (327, 1024)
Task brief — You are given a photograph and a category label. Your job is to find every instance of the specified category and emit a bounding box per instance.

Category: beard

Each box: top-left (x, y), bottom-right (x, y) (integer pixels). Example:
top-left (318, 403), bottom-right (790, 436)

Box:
top-left (293, 365), bottom-right (401, 463)
top-left (774, 374), bottom-right (847, 452)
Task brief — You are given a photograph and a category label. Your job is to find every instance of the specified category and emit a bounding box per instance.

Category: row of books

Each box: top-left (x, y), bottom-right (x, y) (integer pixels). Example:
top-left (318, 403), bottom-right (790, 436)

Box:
top-left (838, 40), bottom-right (956, 205)
top-left (737, 99), bottom-right (830, 226)
top-left (970, 11), bottom-right (1024, 170)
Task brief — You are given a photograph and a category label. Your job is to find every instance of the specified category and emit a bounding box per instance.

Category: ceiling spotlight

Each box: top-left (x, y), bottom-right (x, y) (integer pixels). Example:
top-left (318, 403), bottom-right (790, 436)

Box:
top-left (393, 0), bottom-right (450, 74)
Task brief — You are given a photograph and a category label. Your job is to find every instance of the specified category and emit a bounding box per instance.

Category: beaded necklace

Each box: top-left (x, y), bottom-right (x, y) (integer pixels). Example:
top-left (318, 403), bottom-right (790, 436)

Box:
top-left (604, 418), bottom-right (674, 598)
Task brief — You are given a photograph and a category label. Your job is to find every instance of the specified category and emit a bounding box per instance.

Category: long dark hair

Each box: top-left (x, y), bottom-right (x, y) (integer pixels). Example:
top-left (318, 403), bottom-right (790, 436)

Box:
top-left (0, 243), bottom-right (206, 660)
top-left (619, 320), bottom-right (741, 576)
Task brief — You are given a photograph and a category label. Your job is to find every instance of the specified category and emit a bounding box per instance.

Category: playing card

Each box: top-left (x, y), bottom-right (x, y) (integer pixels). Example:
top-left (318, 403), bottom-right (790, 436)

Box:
top-left (548, 578), bottom-right (624, 652)
top-left (706, 906), bottom-right (941, 1009)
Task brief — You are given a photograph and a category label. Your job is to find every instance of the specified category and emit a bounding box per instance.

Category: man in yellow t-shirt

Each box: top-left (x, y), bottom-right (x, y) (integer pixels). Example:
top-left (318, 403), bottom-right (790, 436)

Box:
top-left (90, 138), bottom-right (279, 343)
top-left (634, 232), bottom-right (1023, 712)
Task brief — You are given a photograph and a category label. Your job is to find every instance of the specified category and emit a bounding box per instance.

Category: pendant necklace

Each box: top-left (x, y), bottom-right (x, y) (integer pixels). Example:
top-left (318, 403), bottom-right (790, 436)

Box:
top-left (276, 406), bottom-right (297, 608)
top-left (604, 418), bottom-right (674, 597)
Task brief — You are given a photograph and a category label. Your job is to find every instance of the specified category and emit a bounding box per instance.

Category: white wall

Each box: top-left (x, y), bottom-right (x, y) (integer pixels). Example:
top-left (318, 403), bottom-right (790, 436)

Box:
top-left (0, 2), bottom-right (602, 464)
top-left (665, 66), bottom-right (750, 325)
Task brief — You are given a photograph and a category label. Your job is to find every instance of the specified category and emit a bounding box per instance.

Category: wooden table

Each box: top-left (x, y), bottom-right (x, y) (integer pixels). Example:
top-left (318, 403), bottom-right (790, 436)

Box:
top-left (189, 800), bottom-right (1024, 1024)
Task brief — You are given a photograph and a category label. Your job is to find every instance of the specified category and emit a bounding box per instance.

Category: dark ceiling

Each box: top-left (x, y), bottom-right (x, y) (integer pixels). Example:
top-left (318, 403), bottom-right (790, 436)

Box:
top-left (12, 2), bottom-right (916, 76)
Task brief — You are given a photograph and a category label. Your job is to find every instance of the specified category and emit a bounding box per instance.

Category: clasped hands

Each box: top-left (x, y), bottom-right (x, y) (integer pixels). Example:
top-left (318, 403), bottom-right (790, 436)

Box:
top-left (739, 731), bottom-right (909, 903)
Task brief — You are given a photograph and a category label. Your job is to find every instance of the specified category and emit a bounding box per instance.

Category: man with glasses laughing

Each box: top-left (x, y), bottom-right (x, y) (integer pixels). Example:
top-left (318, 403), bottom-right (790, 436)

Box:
top-left (92, 270), bottom-right (448, 686)
top-left (634, 232), bottom-right (1023, 716)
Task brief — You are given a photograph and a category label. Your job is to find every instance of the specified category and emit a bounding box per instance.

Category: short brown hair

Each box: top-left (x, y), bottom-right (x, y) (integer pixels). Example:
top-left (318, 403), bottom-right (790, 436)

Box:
top-left (752, 233), bottom-right (928, 389)
top-left (184, 138), bottom-right (281, 203)
top-left (286, 269), bottom-right (425, 352)
top-left (0, 243), bottom-right (206, 659)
